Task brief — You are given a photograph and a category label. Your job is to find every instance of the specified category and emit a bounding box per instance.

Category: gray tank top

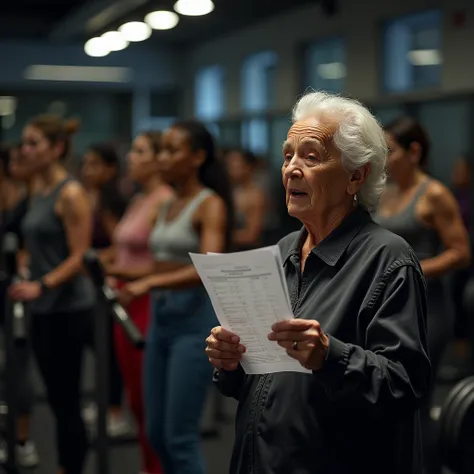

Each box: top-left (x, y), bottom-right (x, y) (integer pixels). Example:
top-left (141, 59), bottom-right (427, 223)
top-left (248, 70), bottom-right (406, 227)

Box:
top-left (149, 188), bottom-right (213, 264)
top-left (22, 178), bottom-right (95, 315)
top-left (374, 180), bottom-right (441, 260)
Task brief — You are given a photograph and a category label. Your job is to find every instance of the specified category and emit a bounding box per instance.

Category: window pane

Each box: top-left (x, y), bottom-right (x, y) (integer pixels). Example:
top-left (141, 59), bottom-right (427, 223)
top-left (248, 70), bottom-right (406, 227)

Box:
top-left (195, 65), bottom-right (225, 120)
top-left (418, 100), bottom-right (471, 184)
top-left (372, 106), bottom-right (406, 126)
top-left (305, 37), bottom-right (346, 93)
top-left (241, 51), bottom-right (278, 112)
top-left (383, 10), bottom-right (442, 93)
top-left (136, 116), bottom-right (175, 133)
top-left (204, 122), bottom-right (220, 140)
top-left (219, 121), bottom-right (242, 148)
top-left (242, 119), bottom-right (269, 154)
top-left (270, 116), bottom-right (292, 171)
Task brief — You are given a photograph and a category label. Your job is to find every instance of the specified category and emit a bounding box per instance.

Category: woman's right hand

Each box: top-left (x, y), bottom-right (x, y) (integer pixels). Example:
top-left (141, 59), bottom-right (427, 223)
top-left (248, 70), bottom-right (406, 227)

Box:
top-left (205, 326), bottom-right (246, 371)
top-left (103, 262), bottom-right (121, 278)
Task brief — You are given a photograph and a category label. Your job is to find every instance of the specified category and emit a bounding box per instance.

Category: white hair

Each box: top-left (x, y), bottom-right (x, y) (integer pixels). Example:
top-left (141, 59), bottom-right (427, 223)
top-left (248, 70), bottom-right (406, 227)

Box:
top-left (292, 90), bottom-right (387, 213)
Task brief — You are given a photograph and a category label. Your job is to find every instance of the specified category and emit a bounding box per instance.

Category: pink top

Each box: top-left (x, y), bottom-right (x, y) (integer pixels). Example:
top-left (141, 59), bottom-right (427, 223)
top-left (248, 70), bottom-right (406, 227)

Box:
top-left (113, 186), bottom-right (173, 268)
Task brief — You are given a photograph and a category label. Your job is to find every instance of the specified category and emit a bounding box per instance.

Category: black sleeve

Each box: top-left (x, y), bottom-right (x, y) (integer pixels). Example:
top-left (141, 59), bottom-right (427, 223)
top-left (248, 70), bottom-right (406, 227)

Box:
top-left (213, 366), bottom-right (245, 400)
top-left (312, 263), bottom-right (431, 415)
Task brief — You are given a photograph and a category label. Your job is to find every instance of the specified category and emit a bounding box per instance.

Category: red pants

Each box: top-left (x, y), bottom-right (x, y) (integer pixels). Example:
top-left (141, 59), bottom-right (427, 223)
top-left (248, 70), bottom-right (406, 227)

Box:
top-left (114, 282), bottom-right (162, 474)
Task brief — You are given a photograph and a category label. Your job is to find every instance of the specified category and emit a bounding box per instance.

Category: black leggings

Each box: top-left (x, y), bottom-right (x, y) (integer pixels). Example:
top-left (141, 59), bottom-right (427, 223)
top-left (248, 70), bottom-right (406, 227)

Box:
top-left (32, 309), bottom-right (92, 474)
top-left (107, 316), bottom-right (123, 407)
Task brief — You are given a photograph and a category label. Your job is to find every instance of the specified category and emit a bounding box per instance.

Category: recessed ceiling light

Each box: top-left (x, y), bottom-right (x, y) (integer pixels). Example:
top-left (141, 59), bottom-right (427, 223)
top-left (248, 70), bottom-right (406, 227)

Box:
top-left (145, 10), bottom-right (180, 30)
top-left (101, 31), bottom-right (129, 52)
top-left (174, 0), bottom-right (214, 16)
top-left (84, 37), bottom-right (110, 57)
top-left (118, 21), bottom-right (152, 42)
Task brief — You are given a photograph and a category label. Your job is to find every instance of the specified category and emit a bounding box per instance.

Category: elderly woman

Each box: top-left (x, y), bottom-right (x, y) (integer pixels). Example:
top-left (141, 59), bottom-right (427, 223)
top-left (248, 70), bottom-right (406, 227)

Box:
top-left (205, 91), bottom-right (431, 474)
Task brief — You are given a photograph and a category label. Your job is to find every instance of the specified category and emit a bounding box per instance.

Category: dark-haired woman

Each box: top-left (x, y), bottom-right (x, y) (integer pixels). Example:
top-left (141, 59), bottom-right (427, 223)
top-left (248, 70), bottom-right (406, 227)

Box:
top-left (80, 143), bottom-right (131, 438)
top-left (8, 115), bottom-right (94, 474)
top-left (105, 131), bottom-right (174, 474)
top-left (118, 120), bottom-right (232, 474)
top-left (374, 117), bottom-right (471, 474)
top-left (225, 148), bottom-right (267, 251)
top-left (0, 144), bottom-right (39, 468)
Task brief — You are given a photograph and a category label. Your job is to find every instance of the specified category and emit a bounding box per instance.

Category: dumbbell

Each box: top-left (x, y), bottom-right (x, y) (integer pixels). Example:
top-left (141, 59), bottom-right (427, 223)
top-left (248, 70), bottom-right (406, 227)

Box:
top-left (438, 376), bottom-right (474, 474)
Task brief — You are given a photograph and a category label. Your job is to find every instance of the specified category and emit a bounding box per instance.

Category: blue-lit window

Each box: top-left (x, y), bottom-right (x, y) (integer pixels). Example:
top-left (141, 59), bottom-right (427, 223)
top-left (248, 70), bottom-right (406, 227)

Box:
top-left (305, 37), bottom-right (346, 93)
top-left (194, 65), bottom-right (225, 120)
top-left (383, 10), bottom-right (442, 93)
top-left (241, 51), bottom-right (278, 112)
top-left (241, 51), bottom-right (277, 154)
top-left (241, 118), bottom-right (269, 154)
top-left (205, 122), bottom-right (220, 139)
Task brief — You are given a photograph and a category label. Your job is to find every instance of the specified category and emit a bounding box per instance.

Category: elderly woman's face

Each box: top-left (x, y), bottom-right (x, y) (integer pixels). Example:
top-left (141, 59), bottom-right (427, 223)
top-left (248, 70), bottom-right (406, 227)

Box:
top-left (282, 119), bottom-right (353, 220)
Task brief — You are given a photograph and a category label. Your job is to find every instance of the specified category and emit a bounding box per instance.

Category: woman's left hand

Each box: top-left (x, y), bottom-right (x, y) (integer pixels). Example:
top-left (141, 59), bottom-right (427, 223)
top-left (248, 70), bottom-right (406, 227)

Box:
top-left (118, 279), bottom-right (150, 307)
top-left (268, 319), bottom-right (330, 371)
top-left (8, 281), bottom-right (42, 301)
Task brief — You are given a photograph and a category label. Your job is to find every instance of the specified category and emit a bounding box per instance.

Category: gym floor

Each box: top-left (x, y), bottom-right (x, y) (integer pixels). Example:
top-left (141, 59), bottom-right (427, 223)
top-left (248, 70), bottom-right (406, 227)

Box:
top-left (13, 349), bottom-right (461, 474)
top-left (28, 349), bottom-right (237, 474)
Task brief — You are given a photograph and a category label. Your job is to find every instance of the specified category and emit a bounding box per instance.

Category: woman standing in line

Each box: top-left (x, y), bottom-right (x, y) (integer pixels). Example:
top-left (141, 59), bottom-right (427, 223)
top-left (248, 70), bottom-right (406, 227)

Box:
top-left (105, 131), bottom-right (174, 474)
top-left (224, 148), bottom-right (267, 251)
top-left (0, 144), bottom-right (39, 468)
top-left (118, 120), bottom-right (232, 474)
top-left (374, 116), bottom-right (471, 474)
top-left (9, 115), bottom-right (95, 474)
top-left (80, 142), bottom-right (131, 438)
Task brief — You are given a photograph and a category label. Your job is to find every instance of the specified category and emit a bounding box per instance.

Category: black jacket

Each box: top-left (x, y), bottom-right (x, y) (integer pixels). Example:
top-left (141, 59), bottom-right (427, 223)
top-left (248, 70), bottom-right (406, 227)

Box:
top-left (214, 206), bottom-right (431, 474)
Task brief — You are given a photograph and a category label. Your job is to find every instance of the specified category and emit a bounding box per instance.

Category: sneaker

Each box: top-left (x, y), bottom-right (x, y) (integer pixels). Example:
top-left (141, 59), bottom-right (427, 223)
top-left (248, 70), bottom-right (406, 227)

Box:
top-left (0, 440), bottom-right (40, 468)
top-left (82, 402), bottom-right (98, 424)
top-left (107, 415), bottom-right (133, 438)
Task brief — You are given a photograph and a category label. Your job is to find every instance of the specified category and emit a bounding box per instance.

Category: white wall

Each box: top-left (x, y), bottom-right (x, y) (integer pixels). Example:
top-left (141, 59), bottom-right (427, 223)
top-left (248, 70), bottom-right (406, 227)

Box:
top-left (184, 0), bottom-right (474, 116)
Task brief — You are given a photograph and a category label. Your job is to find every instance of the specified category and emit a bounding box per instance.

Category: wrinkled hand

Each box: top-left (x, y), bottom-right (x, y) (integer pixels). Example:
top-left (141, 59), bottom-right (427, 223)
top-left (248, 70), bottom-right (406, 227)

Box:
top-left (8, 281), bottom-right (42, 301)
top-left (117, 279), bottom-right (150, 307)
top-left (268, 319), bottom-right (329, 371)
top-left (205, 326), bottom-right (246, 371)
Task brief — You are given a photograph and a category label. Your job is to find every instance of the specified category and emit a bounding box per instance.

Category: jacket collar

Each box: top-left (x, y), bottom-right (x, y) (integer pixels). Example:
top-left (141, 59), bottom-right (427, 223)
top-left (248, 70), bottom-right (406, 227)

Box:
top-left (283, 206), bottom-right (372, 267)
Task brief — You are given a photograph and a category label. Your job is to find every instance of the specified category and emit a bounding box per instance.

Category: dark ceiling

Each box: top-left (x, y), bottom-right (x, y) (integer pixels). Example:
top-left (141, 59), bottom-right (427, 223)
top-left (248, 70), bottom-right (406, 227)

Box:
top-left (0, 0), bottom-right (323, 46)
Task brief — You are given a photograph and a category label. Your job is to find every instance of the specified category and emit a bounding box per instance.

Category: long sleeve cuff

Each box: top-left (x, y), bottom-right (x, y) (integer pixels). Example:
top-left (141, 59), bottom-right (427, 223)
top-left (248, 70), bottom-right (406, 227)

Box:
top-left (312, 335), bottom-right (350, 388)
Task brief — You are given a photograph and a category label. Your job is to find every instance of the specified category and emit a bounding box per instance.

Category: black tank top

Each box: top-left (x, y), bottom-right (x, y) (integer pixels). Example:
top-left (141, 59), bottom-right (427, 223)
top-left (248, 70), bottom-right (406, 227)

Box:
top-left (22, 178), bottom-right (95, 314)
top-left (374, 180), bottom-right (449, 310)
top-left (374, 181), bottom-right (441, 260)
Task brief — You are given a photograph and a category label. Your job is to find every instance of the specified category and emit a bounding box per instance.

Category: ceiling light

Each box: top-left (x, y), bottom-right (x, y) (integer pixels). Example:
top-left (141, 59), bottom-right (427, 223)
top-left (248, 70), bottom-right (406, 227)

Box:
top-left (23, 65), bottom-right (133, 83)
top-left (407, 49), bottom-right (442, 66)
top-left (174, 0), bottom-right (214, 16)
top-left (145, 10), bottom-right (180, 30)
top-left (84, 37), bottom-right (110, 57)
top-left (101, 31), bottom-right (129, 51)
top-left (118, 21), bottom-right (152, 42)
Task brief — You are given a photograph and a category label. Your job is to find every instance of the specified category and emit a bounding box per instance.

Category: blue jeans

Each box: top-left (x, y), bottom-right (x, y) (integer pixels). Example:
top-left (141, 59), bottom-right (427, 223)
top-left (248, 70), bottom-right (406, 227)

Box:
top-left (144, 286), bottom-right (217, 474)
